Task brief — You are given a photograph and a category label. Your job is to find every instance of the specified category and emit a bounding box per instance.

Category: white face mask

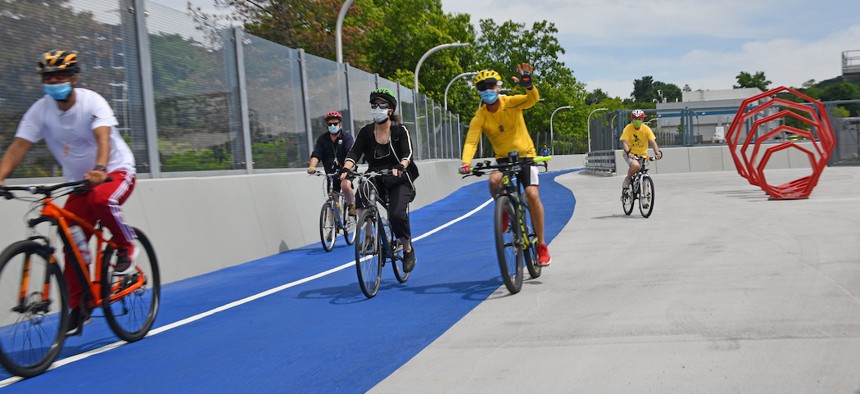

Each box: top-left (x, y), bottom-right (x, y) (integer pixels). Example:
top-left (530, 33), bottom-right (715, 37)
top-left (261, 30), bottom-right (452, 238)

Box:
top-left (328, 124), bottom-right (340, 134)
top-left (371, 108), bottom-right (389, 123)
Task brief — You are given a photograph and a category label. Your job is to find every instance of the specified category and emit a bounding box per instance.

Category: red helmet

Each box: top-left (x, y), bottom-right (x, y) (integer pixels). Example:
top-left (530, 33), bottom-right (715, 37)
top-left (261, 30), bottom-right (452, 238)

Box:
top-left (630, 109), bottom-right (646, 119)
top-left (324, 111), bottom-right (342, 121)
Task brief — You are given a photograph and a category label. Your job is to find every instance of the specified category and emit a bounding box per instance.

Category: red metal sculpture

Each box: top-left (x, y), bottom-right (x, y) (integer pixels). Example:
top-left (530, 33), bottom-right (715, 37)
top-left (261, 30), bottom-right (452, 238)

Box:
top-left (725, 86), bottom-right (836, 199)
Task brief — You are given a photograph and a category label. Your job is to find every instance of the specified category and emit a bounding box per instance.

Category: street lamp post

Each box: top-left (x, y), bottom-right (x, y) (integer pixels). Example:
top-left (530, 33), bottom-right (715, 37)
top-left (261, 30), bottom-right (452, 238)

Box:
top-left (335, 0), bottom-right (355, 63)
top-left (444, 71), bottom-right (477, 158)
top-left (587, 107), bottom-right (608, 152)
top-left (412, 42), bottom-right (469, 159)
top-left (550, 105), bottom-right (574, 155)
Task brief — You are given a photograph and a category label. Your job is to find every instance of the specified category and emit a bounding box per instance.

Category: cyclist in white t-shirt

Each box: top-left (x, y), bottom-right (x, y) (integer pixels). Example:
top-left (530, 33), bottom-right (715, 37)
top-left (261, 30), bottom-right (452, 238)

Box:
top-left (0, 50), bottom-right (138, 334)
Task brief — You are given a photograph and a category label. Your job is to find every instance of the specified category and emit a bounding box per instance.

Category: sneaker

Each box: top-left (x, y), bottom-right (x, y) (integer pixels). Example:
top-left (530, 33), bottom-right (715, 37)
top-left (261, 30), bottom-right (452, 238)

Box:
top-left (113, 245), bottom-right (139, 276)
top-left (402, 247), bottom-right (416, 273)
top-left (348, 204), bottom-right (357, 217)
top-left (537, 243), bottom-right (552, 267)
top-left (501, 210), bottom-right (511, 233)
top-left (66, 307), bottom-right (92, 336)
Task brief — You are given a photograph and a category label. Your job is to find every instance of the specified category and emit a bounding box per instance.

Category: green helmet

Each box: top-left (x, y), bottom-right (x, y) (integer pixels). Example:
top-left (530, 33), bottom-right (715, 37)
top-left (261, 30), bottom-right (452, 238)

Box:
top-left (369, 88), bottom-right (397, 110)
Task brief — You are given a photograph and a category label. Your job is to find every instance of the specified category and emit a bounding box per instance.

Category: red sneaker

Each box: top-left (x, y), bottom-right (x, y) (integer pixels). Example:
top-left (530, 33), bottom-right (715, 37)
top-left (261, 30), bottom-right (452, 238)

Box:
top-left (537, 243), bottom-right (551, 266)
top-left (501, 210), bottom-right (510, 233)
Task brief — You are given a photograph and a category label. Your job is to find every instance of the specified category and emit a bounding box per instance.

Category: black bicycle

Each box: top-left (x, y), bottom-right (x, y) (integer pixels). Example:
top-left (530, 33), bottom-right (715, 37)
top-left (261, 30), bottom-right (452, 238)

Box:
top-left (464, 152), bottom-right (550, 294)
top-left (314, 171), bottom-right (356, 252)
top-left (621, 155), bottom-right (656, 218)
top-left (348, 169), bottom-right (410, 298)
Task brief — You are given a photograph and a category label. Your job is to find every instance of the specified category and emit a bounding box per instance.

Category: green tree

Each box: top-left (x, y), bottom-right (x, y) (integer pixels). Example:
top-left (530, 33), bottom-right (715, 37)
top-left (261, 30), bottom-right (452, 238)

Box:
top-left (632, 76), bottom-right (656, 103)
top-left (586, 88), bottom-right (610, 105)
top-left (734, 71), bottom-right (771, 91)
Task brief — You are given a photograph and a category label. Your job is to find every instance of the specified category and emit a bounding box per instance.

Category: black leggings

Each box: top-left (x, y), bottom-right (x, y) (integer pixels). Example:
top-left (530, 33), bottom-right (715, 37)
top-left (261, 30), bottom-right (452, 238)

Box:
top-left (360, 176), bottom-right (413, 240)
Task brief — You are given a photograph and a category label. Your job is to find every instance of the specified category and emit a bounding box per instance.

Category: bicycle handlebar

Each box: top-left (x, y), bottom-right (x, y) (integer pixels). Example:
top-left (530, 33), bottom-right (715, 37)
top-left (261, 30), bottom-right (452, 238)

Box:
top-left (0, 177), bottom-right (113, 200)
top-left (462, 156), bottom-right (550, 179)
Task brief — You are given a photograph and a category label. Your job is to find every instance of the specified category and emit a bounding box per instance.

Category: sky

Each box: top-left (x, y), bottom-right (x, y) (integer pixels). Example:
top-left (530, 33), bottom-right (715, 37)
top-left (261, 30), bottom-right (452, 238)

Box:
top-left (156, 0), bottom-right (860, 99)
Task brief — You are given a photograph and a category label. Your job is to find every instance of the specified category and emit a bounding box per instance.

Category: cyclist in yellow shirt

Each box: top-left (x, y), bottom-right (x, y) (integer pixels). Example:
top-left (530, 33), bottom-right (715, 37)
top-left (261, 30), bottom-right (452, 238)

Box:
top-left (458, 64), bottom-right (551, 266)
top-left (619, 109), bottom-right (662, 191)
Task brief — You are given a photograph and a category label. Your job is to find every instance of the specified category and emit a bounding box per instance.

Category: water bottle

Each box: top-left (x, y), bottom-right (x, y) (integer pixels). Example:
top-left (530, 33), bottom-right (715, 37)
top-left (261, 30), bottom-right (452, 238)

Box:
top-left (69, 226), bottom-right (91, 265)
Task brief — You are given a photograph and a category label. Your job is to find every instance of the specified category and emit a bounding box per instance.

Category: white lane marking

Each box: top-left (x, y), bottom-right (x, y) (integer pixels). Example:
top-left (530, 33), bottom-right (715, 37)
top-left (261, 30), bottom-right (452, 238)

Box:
top-left (0, 197), bottom-right (494, 387)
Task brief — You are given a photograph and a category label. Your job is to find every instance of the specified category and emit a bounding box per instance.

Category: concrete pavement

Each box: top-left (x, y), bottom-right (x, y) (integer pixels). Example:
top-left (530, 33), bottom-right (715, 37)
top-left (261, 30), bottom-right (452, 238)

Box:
top-left (371, 167), bottom-right (860, 393)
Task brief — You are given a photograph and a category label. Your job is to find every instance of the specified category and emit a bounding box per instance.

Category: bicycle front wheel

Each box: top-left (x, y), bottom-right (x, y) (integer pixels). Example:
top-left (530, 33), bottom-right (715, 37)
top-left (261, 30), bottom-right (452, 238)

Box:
top-left (0, 240), bottom-right (68, 377)
top-left (639, 176), bottom-right (655, 218)
top-left (354, 210), bottom-right (382, 298)
top-left (621, 181), bottom-right (634, 216)
top-left (494, 196), bottom-right (523, 294)
top-left (319, 200), bottom-right (337, 252)
top-left (101, 227), bottom-right (160, 342)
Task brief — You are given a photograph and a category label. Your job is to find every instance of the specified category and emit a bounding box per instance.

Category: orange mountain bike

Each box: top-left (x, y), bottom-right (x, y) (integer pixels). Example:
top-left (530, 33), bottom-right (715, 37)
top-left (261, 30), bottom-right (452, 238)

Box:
top-left (0, 180), bottom-right (160, 377)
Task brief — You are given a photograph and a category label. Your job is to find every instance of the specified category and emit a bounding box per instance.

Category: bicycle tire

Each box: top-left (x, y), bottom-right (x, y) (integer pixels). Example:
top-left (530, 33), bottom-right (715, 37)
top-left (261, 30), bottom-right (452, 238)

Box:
top-left (101, 227), bottom-right (160, 342)
top-left (621, 179), bottom-right (635, 216)
top-left (319, 200), bottom-right (337, 252)
top-left (388, 221), bottom-right (409, 283)
top-left (0, 240), bottom-right (68, 377)
top-left (341, 196), bottom-right (356, 246)
top-left (521, 206), bottom-right (542, 279)
top-left (494, 196), bottom-right (523, 294)
top-left (639, 176), bottom-right (655, 218)
top-left (354, 210), bottom-right (382, 298)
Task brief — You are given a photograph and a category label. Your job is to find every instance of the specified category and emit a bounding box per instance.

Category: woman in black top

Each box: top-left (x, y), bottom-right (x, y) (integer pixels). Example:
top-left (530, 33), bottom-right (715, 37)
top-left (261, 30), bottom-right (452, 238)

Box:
top-left (341, 88), bottom-right (418, 272)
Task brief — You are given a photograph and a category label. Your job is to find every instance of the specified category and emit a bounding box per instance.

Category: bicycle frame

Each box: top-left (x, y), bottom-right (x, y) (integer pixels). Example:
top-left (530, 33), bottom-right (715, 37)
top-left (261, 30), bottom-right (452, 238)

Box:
top-left (317, 171), bottom-right (347, 230)
top-left (11, 188), bottom-right (143, 310)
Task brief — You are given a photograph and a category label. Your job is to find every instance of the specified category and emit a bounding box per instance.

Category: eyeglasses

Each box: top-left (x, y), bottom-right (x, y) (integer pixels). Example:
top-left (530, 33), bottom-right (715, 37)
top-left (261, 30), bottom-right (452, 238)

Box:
top-left (370, 103), bottom-right (389, 109)
top-left (476, 80), bottom-right (498, 92)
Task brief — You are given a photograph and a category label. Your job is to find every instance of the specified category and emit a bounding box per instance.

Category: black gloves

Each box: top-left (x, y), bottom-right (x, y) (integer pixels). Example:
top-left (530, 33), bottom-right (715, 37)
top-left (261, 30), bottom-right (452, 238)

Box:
top-left (517, 70), bottom-right (533, 89)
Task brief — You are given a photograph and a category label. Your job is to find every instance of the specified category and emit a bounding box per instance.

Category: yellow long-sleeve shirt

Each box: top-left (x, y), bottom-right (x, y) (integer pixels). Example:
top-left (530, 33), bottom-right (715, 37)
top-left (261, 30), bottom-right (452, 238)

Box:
top-left (461, 86), bottom-right (540, 164)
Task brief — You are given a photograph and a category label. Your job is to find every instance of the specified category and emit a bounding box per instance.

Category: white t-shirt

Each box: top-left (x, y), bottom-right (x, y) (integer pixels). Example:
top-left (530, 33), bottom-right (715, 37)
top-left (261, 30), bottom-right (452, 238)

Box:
top-left (15, 88), bottom-right (136, 181)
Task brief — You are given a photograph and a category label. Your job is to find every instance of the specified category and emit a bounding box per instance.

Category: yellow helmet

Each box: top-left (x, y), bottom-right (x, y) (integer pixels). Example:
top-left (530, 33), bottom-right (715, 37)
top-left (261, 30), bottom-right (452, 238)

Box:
top-left (473, 69), bottom-right (502, 89)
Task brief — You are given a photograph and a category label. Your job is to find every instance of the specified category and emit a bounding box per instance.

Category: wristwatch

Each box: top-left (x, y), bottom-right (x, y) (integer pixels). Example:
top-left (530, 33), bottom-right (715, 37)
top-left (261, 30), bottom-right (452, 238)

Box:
top-left (93, 165), bottom-right (107, 172)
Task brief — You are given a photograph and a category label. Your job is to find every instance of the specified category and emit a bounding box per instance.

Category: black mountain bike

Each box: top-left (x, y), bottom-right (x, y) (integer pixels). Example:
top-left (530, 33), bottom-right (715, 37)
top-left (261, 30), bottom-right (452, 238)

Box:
top-left (314, 171), bottom-right (356, 252)
top-left (464, 152), bottom-right (550, 294)
top-left (621, 155), bottom-right (656, 218)
top-left (348, 170), bottom-right (410, 298)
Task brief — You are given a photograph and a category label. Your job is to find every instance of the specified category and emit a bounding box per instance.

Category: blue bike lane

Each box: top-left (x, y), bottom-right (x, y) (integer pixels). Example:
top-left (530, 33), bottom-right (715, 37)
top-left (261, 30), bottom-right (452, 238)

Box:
top-left (3, 169), bottom-right (578, 393)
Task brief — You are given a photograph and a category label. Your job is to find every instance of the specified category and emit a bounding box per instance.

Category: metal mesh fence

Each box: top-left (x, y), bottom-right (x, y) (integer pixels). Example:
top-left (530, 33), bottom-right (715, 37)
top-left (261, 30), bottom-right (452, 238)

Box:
top-left (0, 0), bottom-right (461, 181)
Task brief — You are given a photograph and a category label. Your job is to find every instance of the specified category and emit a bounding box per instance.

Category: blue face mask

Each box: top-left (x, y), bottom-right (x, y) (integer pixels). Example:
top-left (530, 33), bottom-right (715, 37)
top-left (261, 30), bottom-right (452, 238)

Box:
top-left (480, 89), bottom-right (499, 105)
top-left (328, 124), bottom-right (340, 134)
top-left (44, 82), bottom-right (73, 101)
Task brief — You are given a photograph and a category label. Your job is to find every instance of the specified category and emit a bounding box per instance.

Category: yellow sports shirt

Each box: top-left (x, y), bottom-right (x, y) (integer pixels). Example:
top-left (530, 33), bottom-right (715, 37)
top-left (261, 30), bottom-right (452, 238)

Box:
top-left (461, 86), bottom-right (540, 163)
top-left (619, 123), bottom-right (656, 156)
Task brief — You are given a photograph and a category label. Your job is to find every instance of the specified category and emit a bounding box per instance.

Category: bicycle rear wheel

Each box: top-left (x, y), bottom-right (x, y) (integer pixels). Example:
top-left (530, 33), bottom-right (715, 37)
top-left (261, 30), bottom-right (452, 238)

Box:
top-left (0, 240), bottom-right (68, 377)
top-left (101, 228), bottom-right (160, 342)
top-left (494, 196), bottom-right (523, 294)
top-left (354, 210), bottom-right (382, 298)
top-left (521, 206), bottom-right (542, 279)
top-left (341, 196), bottom-right (356, 246)
top-left (639, 176), bottom-right (655, 218)
top-left (319, 200), bottom-right (337, 252)
top-left (389, 226), bottom-right (409, 283)
top-left (621, 180), bottom-right (635, 216)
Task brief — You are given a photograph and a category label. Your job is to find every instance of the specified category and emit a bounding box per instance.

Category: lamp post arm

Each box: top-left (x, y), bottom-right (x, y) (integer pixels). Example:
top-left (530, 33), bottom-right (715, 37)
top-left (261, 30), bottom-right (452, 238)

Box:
top-left (335, 0), bottom-right (355, 63)
top-left (444, 72), bottom-right (477, 114)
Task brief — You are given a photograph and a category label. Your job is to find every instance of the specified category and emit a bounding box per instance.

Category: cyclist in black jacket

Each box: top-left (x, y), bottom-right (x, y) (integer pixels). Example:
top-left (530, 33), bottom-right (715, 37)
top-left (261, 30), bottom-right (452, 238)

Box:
top-left (341, 88), bottom-right (418, 272)
top-left (308, 110), bottom-right (356, 215)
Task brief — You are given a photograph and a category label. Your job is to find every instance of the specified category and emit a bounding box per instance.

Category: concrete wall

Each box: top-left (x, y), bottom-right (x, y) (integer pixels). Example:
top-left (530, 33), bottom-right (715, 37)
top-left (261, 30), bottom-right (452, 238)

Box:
top-left (0, 160), bottom-right (487, 285)
top-left (612, 143), bottom-right (814, 175)
top-left (0, 146), bottom-right (810, 286)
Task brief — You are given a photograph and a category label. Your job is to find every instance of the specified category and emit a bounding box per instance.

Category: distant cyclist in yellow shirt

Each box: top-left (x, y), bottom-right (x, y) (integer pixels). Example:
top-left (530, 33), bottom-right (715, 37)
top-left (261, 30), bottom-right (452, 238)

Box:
top-left (619, 109), bottom-right (662, 191)
top-left (458, 64), bottom-right (551, 266)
